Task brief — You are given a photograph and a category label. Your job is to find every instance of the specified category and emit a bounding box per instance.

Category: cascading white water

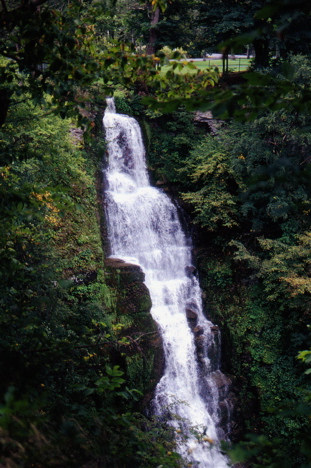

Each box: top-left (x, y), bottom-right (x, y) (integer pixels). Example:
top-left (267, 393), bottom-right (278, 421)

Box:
top-left (103, 98), bottom-right (230, 467)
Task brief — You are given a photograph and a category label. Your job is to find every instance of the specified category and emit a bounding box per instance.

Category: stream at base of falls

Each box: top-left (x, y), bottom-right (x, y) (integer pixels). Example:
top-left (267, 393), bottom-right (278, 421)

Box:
top-left (103, 98), bottom-right (231, 468)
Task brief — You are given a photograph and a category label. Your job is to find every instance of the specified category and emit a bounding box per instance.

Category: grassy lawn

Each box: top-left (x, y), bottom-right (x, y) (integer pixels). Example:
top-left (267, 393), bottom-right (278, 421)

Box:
top-left (160, 57), bottom-right (251, 74)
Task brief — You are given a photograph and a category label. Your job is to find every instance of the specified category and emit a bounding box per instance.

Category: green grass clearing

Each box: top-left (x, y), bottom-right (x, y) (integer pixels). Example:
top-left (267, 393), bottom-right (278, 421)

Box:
top-left (160, 57), bottom-right (251, 74)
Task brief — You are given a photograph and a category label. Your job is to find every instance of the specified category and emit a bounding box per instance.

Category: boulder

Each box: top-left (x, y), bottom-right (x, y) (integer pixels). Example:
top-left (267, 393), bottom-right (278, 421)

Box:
top-left (185, 265), bottom-right (196, 277)
top-left (186, 308), bottom-right (198, 320)
top-left (105, 257), bottom-right (145, 283)
top-left (194, 111), bottom-right (224, 135)
top-left (193, 325), bottom-right (204, 337)
top-left (195, 334), bottom-right (205, 354)
top-left (210, 371), bottom-right (232, 400)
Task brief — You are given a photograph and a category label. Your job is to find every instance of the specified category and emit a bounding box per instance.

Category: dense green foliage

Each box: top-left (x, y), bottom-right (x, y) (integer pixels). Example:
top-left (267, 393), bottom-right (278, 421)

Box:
top-left (145, 53), bottom-right (311, 467)
top-left (108, 0), bottom-right (311, 67)
top-left (0, 86), bottom-right (181, 465)
top-left (1, 0), bottom-right (311, 466)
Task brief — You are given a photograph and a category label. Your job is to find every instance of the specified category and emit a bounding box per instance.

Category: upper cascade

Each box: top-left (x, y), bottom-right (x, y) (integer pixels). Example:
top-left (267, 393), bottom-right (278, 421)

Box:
top-left (103, 100), bottom-right (149, 191)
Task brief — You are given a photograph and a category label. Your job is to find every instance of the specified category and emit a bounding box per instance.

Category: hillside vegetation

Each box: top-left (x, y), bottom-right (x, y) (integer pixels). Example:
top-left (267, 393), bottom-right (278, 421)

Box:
top-left (131, 54), bottom-right (311, 467)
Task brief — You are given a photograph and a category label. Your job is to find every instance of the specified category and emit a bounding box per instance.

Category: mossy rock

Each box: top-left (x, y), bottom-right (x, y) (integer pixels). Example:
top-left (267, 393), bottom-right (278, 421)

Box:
top-left (105, 258), bottom-right (152, 320)
top-left (104, 257), bottom-right (164, 403)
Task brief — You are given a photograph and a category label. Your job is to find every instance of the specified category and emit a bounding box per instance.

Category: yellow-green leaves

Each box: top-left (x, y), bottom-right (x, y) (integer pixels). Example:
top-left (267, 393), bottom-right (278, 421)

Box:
top-left (298, 349), bottom-right (311, 375)
top-left (181, 142), bottom-right (241, 231)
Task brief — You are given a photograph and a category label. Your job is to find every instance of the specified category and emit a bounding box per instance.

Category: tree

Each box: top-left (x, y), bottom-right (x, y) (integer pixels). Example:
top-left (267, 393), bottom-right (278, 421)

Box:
top-left (192, 0), bottom-right (269, 65)
top-left (0, 0), bottom-right (104, 127)
top-left (190, 0), bottom-right (311, 68)
top-left (146, 2), bottom-right (160, 54)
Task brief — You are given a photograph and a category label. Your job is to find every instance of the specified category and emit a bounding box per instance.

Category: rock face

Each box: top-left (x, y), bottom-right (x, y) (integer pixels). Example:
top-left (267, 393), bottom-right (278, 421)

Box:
top-left (194, 111), bottom-right (224, 135)
top-left (186, 308), bottom-right (198, 320)
top-left (211, 371), bottom-right (232, 400)
top-left (193, 325), bottom-right (204, 337)
top-left (191, 246), bottom-right (242, 443)
top-left (104, 257), bottom-right (164, 407)
top-left (105, 257), bottom-right (146, 287)
top-left (186, 300), bottom-right (199, 328)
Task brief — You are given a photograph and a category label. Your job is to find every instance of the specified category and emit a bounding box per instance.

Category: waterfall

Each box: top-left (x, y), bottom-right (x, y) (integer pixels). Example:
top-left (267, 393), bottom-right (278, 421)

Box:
top-left (103, 98), bottom-right (230, 468)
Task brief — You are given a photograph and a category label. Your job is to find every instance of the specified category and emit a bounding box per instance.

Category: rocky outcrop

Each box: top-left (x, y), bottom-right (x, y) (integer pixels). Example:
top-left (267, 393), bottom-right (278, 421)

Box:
top-left (105, 258), bottom-right (151, 318)
top-left (186, 308), bottom-right (198, 320)
top-left (186, 300), bottom-right (199, 328)
top-left (104, 257), bottom-right (164, 407)
top-left (105, 257), bottom-right (146, 283)
top-left (211, 371), bottom-right (232, 401)
top-left (194, 111), bottom-right (225, 135)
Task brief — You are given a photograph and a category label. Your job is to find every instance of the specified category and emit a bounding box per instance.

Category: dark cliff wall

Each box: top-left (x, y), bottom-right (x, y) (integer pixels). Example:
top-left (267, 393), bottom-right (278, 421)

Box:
top-left (104, 257), bottom-right (164, 406)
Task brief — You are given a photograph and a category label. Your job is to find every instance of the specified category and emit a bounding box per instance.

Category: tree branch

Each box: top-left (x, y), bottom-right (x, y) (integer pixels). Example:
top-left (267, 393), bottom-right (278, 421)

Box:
top-left (0, 0), bottom-right (8, 13)
top-left (130, 331), bottom-right (158, 342)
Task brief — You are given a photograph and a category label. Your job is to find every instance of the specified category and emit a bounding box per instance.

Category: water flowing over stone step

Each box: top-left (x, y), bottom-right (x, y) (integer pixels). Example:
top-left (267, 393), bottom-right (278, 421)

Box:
top-left (103, 97), bottom-right (231, 468)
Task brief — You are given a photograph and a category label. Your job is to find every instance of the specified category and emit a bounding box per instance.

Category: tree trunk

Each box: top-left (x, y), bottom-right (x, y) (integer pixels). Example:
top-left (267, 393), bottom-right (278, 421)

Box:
top-left (222, 51), bottom-right (229, 74)
top-left (253, 37), bottom-right (270, 68)
top-left (0, 89), bottom-right (10, 127)
top-left (146, 6), bottom-right (160, 55)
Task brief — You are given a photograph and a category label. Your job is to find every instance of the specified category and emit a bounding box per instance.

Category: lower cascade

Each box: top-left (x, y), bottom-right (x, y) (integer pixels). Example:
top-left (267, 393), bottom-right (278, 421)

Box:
top-left (103, 98), bottom-right (231, 467)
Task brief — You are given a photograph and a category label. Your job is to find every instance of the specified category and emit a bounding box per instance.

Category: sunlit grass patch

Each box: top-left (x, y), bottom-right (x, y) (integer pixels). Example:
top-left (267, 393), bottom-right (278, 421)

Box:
top-left (160, 58), bottom-right (251, 75)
